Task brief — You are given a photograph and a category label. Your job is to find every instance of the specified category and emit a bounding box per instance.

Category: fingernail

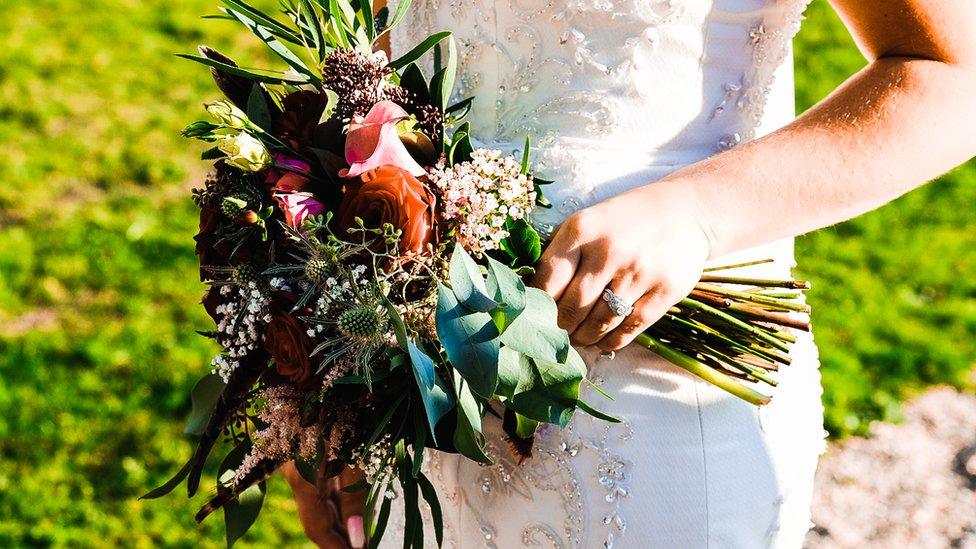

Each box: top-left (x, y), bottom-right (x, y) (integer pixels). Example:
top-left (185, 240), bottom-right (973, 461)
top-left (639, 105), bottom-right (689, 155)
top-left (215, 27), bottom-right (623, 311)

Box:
top-left (347, 515), bottom-right (365, 548)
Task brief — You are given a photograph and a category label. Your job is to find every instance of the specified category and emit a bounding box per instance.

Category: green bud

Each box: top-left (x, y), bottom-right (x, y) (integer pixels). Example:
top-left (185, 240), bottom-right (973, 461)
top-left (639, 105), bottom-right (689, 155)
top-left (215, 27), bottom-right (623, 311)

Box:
top-left (206, 100), bottom-right (251, 130)
top-left (182, 120), bottom-right (221, 139)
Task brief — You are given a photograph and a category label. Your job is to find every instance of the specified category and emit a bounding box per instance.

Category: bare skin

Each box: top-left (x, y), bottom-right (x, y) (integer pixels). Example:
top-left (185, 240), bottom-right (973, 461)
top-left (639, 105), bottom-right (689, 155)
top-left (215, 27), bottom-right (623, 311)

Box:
top-left (289, 0), bottom-right (976, 544)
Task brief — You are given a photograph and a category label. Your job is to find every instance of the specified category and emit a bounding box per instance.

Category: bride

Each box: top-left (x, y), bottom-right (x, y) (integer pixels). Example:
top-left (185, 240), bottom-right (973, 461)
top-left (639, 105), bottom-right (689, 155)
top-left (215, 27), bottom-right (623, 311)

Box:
top-left (282, 0), bottom-right (976, 546)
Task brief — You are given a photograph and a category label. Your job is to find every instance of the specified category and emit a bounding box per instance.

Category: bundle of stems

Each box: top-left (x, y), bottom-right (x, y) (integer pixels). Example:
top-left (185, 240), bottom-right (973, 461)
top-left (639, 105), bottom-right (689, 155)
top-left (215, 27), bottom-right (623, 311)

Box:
top-left (635, 259), bottom-right (811, 405)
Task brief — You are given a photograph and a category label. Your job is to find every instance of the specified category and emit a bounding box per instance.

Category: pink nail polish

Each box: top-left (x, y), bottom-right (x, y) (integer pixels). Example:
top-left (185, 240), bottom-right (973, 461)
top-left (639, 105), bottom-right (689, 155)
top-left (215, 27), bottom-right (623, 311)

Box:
top-left (347, 515), bottom-right (365, 548)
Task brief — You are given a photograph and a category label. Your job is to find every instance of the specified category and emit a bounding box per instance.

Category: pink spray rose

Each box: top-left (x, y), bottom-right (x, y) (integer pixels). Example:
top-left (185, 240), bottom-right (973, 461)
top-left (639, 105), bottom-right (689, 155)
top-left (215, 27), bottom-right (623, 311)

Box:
top-left (339, 100), bottom-right (426, 179)
top-left (274, 191), bottom-right (324, 229)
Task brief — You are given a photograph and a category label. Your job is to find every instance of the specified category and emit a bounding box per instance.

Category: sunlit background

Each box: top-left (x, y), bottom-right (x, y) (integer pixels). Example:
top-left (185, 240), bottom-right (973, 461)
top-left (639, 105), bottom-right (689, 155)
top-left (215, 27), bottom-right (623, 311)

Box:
top-left (0, 0), bottom-right (973, 546)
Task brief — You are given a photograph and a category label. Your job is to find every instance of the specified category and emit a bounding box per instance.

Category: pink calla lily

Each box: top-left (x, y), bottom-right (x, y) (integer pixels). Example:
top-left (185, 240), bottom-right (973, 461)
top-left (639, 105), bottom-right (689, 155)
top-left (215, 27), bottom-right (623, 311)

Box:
top-left (339, 100), bottom-right (426, 178)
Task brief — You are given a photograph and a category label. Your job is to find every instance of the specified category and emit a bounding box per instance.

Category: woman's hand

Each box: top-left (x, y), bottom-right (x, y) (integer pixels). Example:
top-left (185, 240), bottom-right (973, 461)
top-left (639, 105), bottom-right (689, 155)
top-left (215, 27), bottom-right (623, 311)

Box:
top-left (532, 182), bottom-right (711, 352)
top-left (282, 463), bottom-right (366, 549)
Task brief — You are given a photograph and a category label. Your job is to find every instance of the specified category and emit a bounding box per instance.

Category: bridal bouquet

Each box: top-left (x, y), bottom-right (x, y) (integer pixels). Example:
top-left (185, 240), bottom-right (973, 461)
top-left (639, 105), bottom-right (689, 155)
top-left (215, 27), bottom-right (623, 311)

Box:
top-left (145, 0), bottom-right (811, 546)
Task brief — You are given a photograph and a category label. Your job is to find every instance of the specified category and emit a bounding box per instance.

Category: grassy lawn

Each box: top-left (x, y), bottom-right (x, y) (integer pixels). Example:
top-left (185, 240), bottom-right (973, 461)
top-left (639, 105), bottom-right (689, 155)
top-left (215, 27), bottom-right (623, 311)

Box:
top-left (0, 0), bottom-right (972, 546)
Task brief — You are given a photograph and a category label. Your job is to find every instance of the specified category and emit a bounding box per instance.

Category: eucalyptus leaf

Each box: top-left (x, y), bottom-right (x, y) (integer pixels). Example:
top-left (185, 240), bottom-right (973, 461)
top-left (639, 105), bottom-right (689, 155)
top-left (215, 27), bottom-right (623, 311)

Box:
top-left (449, 243), bottom-right (497, 312)
top-left (454, 376), bottom-right (482, 434)
top-left (184, 372), bottom-right (225, 437)
top-left (452, 378), bottom-right (491, 464)
top-left (515, 412), bottom-right (540, 439)
top-left (576, 399), bottom-right (621, 423)
top-left (495, 346), bottom-right (534, 400)
top-left (498, 287), bottom-right (570, 365)
top-left (486, 256), bottom-right (527, 333)
top-left (407, 340), bottom-right (455, 444)
top-left (507, 354), bottom-right (586, 427)
top-left (435, 284), bottom-right (500, 397)
top-left (501, 218), bottom-right (542, 266)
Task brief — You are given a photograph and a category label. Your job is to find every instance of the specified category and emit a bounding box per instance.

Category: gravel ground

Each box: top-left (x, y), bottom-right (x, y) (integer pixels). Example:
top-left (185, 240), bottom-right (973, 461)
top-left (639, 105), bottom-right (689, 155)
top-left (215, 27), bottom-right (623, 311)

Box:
top-left (805, 388), bottom-right (976, 548)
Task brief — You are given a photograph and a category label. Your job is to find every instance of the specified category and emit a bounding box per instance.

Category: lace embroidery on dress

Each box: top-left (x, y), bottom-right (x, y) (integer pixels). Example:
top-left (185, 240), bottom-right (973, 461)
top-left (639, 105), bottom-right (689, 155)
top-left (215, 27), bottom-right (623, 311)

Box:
top-left (714, 0), bottom-right (813, 151)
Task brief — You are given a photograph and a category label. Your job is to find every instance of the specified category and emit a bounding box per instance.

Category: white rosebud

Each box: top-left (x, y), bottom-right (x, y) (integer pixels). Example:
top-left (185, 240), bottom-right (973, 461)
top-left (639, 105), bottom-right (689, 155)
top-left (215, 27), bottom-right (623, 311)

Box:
top-left (217, 133), bottom-right (271, 172)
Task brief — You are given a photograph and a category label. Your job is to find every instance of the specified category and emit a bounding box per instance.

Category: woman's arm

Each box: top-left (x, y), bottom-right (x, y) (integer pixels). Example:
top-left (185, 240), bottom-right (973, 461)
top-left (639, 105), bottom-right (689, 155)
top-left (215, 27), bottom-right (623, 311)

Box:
top-left (535, 0), bottom-right (976, 351)
top-left (684, 0), bottom-right (976, 258)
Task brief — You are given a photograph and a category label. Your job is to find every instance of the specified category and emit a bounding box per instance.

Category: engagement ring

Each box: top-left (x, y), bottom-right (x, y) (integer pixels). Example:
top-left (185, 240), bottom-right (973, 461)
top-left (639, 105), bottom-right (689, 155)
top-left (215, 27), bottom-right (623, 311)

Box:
top-left (602, 288), bottom-right (634, 317)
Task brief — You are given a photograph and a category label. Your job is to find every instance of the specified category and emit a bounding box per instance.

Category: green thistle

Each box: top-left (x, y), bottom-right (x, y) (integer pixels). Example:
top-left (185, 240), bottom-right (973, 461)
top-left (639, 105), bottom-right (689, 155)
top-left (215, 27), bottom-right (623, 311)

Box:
top-left (220, 194), bottom-right (250, 219)
top-left (232, 264), bottom-right (260, 286)
top-left (304, 258), bottom-right (332, 285)
top-left (337, 306), bottom-right (385, 342)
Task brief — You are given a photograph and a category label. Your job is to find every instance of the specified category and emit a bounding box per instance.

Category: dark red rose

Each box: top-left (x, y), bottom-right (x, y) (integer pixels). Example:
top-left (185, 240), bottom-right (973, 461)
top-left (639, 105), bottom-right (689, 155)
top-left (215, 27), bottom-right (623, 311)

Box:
top-left (195, 205), bottom-right (225, 281)
top-left (264, 295), bottom-right (315, 385)
top-left (334, 165), bottom-right (437, 254)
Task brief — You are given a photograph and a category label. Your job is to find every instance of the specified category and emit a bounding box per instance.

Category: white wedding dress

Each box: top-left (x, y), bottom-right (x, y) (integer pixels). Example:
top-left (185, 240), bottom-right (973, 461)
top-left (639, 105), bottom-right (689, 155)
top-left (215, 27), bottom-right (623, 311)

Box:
top-left (388, 1), bottom-right (827, 547)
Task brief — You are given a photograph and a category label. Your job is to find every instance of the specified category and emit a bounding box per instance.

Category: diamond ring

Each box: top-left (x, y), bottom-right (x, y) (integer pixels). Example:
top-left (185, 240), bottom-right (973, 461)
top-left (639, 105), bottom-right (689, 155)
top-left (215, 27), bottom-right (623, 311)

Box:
top-left (602, 288), bottom-right (634, 317)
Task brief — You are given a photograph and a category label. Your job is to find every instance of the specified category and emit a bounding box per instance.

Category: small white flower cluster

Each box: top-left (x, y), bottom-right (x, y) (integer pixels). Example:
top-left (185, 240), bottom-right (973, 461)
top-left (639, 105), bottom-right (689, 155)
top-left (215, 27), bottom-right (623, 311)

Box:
top-left (428, 148), bottom-right (537, 255)
top-left (356, 433), bottom-right (396, 496)
top-left (209, 282), bottom-right (273, 382)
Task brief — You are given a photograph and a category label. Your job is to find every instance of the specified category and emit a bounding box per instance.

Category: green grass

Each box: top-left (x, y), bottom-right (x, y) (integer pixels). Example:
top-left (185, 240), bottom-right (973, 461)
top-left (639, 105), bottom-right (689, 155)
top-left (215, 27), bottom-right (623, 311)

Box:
top-left (0, 0), bottom-right (972, 546)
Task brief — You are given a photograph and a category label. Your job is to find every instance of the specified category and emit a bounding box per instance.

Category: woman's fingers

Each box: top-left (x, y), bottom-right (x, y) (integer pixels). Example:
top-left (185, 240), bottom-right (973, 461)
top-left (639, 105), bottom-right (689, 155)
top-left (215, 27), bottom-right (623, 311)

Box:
top-left (570, 272), bottom-right (644, 346)
top-left (556, 253), bottom-right (613, 336)
top-left (335, 468), bottom-right (366, 549)
top-left (532, 236), bottom-right (581, 301)
top-left (597, 284), bottom-right (676, 351)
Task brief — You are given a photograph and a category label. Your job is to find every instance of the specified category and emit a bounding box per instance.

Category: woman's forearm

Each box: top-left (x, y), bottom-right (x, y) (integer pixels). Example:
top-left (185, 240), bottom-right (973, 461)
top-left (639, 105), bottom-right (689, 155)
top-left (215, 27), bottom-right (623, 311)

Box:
top-left (652, 55), bottom-right (976, 259)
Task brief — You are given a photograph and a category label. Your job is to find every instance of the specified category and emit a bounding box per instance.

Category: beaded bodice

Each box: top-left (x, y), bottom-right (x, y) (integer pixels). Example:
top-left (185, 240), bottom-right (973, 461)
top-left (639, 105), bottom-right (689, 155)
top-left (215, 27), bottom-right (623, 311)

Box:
top-left (392, 0), bottom-right (811, 231)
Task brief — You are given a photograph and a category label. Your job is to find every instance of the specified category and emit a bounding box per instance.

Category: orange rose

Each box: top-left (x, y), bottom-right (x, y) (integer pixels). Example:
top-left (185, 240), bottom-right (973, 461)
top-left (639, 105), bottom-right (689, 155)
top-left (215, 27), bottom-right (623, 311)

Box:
top-left (264, 297), bottom-right (314, 385)
top-left (335, 165), bottom-right (437, 254)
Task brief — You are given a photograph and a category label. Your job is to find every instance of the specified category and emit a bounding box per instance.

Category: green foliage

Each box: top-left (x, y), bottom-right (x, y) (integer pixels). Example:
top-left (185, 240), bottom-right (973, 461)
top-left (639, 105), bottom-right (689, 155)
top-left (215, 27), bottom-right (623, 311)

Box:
top-left (0, 0), bottom-right (972, 545)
